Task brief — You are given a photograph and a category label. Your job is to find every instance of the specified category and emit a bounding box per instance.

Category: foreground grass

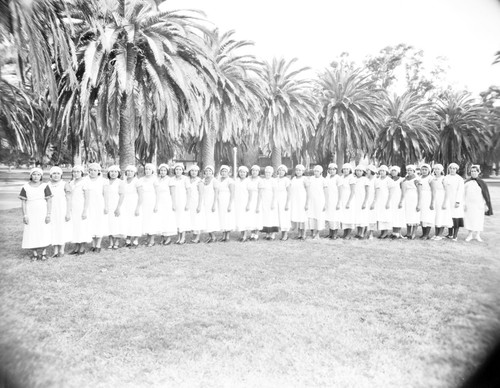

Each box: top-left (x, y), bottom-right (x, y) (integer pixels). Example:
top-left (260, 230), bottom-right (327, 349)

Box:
top-left (1, 188), bottom-right (500, 387)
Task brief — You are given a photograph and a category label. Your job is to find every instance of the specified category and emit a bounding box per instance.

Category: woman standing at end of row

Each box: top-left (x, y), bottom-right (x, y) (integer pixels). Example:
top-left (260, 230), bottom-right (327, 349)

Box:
top-left (464, 165), bottom-right (493, 242)
top-left (20, 168), bottom-right (53, 260)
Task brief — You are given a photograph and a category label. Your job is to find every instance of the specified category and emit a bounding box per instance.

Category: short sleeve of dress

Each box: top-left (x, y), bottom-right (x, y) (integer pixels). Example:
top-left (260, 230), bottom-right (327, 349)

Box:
top-left (64, 182), bottom-right (72, 194)
top-left (322, 177), bottom-right (328, 188)
top-left (169, 178), bottom-right (176, 188)
top-left (44, 184), bottom-right (53, 198)
top-left (118, 181), bottom-right (126, 195)
top-left (135, 178), bottom-right (143, 189)
top-left (258, 179), bottom-right (265, 190)
top-left (387, 178), bottom-right (396, 189)
top-left (212, 179), bottom-right (220, 189)
top-left (19, 186), bottom-right (27, 200)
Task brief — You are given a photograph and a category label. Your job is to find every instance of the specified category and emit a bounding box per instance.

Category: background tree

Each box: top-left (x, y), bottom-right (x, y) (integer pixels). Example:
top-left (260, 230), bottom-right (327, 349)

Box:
top-left (259, 58), bottom-right (317, 171)
top-left (373, 91), bottom-right (438, 169)
top-left (71, 0), bottom-right (215, 169)
top-left (315, 62), bottom-right (385, 166)
top-left (479, 86), bottom-right (500, 176)
top-left (435, 91), bottom-right (489, 171)
top-left (196, 29), bottom-right (266, 168)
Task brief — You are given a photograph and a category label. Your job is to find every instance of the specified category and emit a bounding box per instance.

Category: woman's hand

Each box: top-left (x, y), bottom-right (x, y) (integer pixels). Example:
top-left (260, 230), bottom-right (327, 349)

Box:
top-left (45, 214), bottom-right (51, 224)
top-left (82, 211), bottom-right (87, 220)
top-left (114, 208), bottom-right (120, 217)
top-left (23, 215), bottom-right (29, 225)
top-left (65, 213), bottom-right (71, 222)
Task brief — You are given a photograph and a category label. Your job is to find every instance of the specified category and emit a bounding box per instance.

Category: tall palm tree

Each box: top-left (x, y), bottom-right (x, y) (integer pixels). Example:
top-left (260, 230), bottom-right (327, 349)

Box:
top-left (196, 29), bottom-right (266, 168)
top-left (434, 91), bottom-right (489, 168)
top-left (315, 63), bottom-right (385, 166)
top-left (374, 91), bottom-right (438, 168)
top-left (259, 58), bottom-right (317, 171)
top-left (67, 0), bottom-right (216, 169)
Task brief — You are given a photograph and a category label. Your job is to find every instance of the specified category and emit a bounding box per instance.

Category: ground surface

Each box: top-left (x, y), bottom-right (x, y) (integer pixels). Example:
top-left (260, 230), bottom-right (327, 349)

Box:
top-left (0, 177), bottom-right (499, 387)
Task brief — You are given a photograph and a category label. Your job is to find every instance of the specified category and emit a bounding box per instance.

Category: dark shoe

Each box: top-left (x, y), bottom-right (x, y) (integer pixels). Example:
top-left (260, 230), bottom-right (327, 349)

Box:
top-left (51, 253), bottom-right (60, 258)
top-left (205, 238), bottom-right (213, 243)
top-left (90, 247), bottom-right (96, 252)
top-left (95, 248), bottom-right (101, 253)
top-left (162, 239), bottom-right (172, 246)
top-left (69, 250), bottom-right (79, 255)
top-left (77, 250), bottom-right (85, 255)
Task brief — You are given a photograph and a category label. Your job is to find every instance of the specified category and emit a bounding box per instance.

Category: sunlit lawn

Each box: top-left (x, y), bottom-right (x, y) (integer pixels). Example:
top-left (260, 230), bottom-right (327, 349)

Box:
top-left (1, 185), bottom-right (499, 387)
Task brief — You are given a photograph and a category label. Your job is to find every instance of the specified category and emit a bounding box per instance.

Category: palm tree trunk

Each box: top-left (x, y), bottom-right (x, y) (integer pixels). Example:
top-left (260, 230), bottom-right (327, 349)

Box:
top-left (271, 145), bottom-right (282, 173)
top-left (119, 95), bottom-right (135, 170)
top-left (201, 128), bottom-right (216, 169)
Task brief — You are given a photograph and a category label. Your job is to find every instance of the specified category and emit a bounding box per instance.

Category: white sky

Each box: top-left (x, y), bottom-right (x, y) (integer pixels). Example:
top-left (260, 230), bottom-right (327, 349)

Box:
top-left (167, 0), bottom-right (500, 95)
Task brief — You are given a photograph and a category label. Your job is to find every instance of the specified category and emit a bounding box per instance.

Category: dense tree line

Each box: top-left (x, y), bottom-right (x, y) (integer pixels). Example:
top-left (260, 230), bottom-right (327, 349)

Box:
top-left (1, 0), bottom-right (499, 175)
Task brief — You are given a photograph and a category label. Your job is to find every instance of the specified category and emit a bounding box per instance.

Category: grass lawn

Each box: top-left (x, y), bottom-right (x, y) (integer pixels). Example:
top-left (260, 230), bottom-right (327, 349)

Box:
top-left (1, 186), bottom-right (500, 387)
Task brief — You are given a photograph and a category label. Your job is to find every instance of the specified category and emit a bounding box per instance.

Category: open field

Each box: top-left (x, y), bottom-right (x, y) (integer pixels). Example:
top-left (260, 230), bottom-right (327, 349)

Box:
top-left (0, 187), bottom-right (499, 387)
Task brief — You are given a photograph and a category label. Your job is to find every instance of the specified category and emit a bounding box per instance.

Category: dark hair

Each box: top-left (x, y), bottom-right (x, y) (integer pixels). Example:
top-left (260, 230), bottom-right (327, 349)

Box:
top-left (107, 170), bottom-right (122, 179)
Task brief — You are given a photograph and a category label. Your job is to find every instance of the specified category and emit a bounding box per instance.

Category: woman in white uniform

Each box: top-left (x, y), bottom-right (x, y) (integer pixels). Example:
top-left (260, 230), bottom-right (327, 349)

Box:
top-left (247, 165), bottom-right (262, 240)
top-left (276, 165), bottom-right (291, 241)
top-left (154, 164), bottom-right (177, 245)
top-left (307, 165), bottom-right (327, 239)
top-left (87, 163), bottom-right (109, 253)
top-left (106, 165), bottom-right (123, 249)
top-left (389, 166), bottom-right (405, 239)
top-left (289, 164), bottom-right (309, 240)
top-left (443, 163), bottom-right (464, 241)
top-left (139, 163), bottom-right (158, 246)
top-left (203, 165), bottom-right (220, 243)
top-left (116, 165), bottom-right (143, 248)
top-left (217, 165), bottom-right (235, 242)
top-left (400, 165), bottom-right (420, 239)
top-left (350, 165), bottom-right (369, 239)
top-left (20, 168), bottom-right (53, 261)
top-left (463, 165), bottom-right (493, 242)
top-left (234, 166), bottom-right (250, 242)
top-left (48, 166), bottom-right (71, 257)
top-left (325, 163), bottom-right (341, 239)
top-left (69, 165), bottom-right (91, 254)
top-left (416, 163), bottom-right (434, 240)
top-left (365, 165), bottom-right (378, 240)
top-left (373, 165), bottom-right (395, 239)
top-left (258, 166), bottom-right (279, 240)
top-left (187, 165), bottom-right (204, 243)
top-left (430, 164), bottom-right (451, 241)
top-left (338, 163), bottom-right (356, 239)
top-left (170, 163), bottom-right (191, 245)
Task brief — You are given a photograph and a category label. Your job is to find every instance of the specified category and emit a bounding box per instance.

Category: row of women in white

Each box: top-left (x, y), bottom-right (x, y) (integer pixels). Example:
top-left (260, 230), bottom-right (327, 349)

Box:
top-left (21, 160), bottom-right (493, 258)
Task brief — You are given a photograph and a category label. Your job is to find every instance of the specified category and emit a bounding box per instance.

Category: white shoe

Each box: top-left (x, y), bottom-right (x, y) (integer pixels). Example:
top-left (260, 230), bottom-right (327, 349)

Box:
top-left (433, 236), bottom-right (443, 241)
top-left (465, 234), bottom-right (473, 242)
top-left (476, 236), bottom-right (483, 242)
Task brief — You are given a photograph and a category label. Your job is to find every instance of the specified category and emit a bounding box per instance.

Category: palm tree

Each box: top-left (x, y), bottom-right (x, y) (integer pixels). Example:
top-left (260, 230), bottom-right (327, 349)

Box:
top-left (374, 91), bottom-right (438, 168)
top-left (1, 0), bottom-right (77, 101)
top-left (69, 0), bottom-right (216, 169)
top-left (259, 58), bottom-right (317, 171)
top-left (197, 29), bottom-right (266, 168)
top-left (434, 91), bottom-right (489, 169)
top-left (315, 63), bottom-right (385, 166)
